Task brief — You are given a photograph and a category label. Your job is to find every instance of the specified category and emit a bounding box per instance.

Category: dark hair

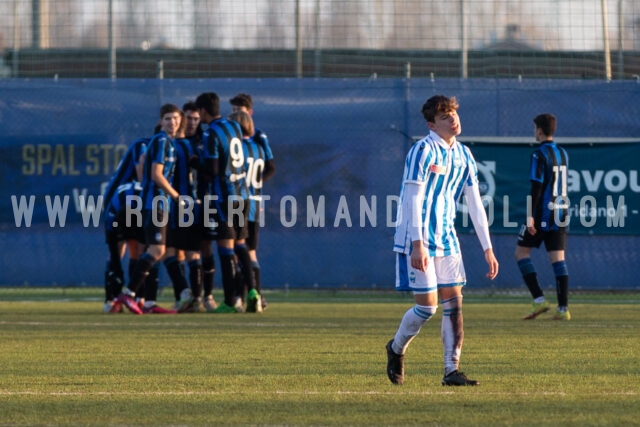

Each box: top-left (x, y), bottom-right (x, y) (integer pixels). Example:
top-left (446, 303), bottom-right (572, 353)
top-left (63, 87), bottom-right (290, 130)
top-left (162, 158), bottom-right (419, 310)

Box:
top-left (229, 93), bottom-right (253, 110)
top-left (159, 103), bottom-right (181, 118)
top-left (156, 104), bottom-right (184, 136)
top-left (195, 92), bottom-right (220, 117)
top-left (533, 113), bottom-right (557, 137)
top-left (421, 95), bottom-right (459, 123)
top-left (182, 101), bottom-right (198, 112)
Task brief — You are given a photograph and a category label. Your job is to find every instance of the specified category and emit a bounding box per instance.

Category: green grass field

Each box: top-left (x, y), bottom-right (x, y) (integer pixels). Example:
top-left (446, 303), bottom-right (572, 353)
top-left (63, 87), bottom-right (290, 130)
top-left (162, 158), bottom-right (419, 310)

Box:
top-left (0, 288), bottom-right (639, 426)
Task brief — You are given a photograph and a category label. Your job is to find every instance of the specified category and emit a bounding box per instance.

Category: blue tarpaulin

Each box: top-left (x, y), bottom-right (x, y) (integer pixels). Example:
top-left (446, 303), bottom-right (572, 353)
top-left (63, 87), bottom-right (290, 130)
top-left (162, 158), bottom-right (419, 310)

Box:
top-left (1, 78), bottom-right (639, 289)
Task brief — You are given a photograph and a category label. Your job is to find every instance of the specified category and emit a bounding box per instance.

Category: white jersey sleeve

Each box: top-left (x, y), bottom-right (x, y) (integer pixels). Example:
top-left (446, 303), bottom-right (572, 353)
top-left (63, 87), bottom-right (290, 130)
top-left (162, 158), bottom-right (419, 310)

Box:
top-left (463, 179), bottom-right (492, 251)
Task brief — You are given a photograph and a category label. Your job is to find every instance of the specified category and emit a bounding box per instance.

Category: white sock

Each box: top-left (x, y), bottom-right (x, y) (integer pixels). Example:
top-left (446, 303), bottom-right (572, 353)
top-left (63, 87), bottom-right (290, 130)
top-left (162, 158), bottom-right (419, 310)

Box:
top-left (393, 305), bottom-right (437, 354)
top-left (441, 296), bottom-right (463, 375)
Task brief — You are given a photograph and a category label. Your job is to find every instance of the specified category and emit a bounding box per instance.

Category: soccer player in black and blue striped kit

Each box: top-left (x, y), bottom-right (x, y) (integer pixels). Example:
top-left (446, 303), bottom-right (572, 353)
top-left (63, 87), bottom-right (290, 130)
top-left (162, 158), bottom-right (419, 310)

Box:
top-left (229, 110), bottom-right (275, 312)
top-left (102, 137), bottom-right (148, 313)
top-left (118, 104), bottom-right (184, 314)
top-left (196, 92), bottom-right (259, 313)
top-left (230, 94), bottom-right (275, 310)
top-left (103, 181), bottom-right (143, 313)
top-left (515, 113), bottom-right (571, 320)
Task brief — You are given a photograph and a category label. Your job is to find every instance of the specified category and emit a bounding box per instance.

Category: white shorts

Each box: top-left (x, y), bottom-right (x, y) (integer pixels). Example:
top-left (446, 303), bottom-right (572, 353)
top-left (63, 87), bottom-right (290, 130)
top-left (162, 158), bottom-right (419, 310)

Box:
top-left (395, 253), bottom-right (467, 293)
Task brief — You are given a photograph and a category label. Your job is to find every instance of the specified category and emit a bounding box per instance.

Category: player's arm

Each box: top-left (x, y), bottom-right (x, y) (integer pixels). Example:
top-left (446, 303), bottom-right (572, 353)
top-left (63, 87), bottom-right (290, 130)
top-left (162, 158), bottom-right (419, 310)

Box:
top-left (527, 151), bottom-right (546, 234)
top-left (263, 159), bottom-right (275, 181)
top-left (256, 131), bottom-right (275, 181)
top-left (527, 180), bottom-right (544, 234)
top-left (210, 135), bottom-right (221, 178)
top-left (463, 183), bottom-right (499, 280)
top-left (403, 180), bottom-right (427, 272)
top-left (136, 152), bottom-right (146, 182)
top-left (150, 163), bottom-right (179, 201)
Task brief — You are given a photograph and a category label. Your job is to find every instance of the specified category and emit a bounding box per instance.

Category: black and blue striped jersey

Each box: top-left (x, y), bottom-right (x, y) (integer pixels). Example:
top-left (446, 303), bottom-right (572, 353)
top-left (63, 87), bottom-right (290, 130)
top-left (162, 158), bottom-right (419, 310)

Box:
top-left (102, 138), bottom-right (148, 211)
top-left (243, 132), bottom-right (274, 222)
top-left (169, 138), bottom-right (199, 228)
top-left (104, 181), bottom-right (142, 233)
top-left (140, 130), bottom-right (176, 212)
top-left (529, 140), bottom-right (569, 231)
top-left (202, 117), bottom-right (249, 204)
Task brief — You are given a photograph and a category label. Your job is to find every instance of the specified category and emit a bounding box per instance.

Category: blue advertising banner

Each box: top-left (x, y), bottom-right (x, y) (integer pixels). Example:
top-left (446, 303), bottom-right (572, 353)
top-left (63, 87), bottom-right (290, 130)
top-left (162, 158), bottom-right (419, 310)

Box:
top-left (1, 78), bottom-right (639, 289)
top-left (457, 139), bottom-right (640, 235)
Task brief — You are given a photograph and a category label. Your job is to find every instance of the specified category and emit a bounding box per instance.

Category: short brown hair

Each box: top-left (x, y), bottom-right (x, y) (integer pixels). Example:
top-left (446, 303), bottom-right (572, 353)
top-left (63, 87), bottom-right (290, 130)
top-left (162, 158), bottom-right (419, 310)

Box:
top-left (421, 95), bottom-right (459, 123)
top-left (533, 113), bottom-right (557, 137)
top-left (229, 93), bottom-right (253, 110)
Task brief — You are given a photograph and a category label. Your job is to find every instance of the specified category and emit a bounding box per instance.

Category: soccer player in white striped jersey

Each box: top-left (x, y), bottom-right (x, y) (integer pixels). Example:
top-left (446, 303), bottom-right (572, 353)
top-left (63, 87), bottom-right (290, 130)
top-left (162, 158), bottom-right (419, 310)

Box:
top-left (386, 95), bottom-right (499, 386)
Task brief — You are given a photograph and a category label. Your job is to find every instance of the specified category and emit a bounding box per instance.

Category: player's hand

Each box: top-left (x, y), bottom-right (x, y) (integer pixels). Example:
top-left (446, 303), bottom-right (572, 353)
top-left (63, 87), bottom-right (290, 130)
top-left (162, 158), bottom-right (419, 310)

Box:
top-left (410, 242), bottom-right (428, 272)
top-left (484, 248), bottom-right (499, 280)
top-left (526, 217), bottom-right (537, 236)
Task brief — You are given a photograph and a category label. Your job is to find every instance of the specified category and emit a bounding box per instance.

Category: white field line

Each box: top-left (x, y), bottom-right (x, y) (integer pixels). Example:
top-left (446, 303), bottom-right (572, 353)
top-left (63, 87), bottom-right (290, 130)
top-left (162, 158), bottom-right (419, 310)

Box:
top-left (0, 320), bottom-right (636, 329)
top-left (0, 390), bottom-right (638, 397)
top-left (0, 320), bottom-right (340, 328)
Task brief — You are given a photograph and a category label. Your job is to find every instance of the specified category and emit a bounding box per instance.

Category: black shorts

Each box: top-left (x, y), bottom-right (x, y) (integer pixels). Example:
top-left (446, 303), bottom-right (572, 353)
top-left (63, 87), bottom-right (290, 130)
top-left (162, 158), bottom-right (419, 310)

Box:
top-left (142, 209), bottom-right (168, 246)
top-left (104, 212), bottom-right (143, 244)
top-left (202, 198), bottom-right (249, 241)
top-left (517, 225), bottom-right (567, 251)
top-left (166, 200), bottom-right (203, 251)
top-left (246, 221), bottom-right (260, 251)
top-left (166, 222), bottom-right (202, 251)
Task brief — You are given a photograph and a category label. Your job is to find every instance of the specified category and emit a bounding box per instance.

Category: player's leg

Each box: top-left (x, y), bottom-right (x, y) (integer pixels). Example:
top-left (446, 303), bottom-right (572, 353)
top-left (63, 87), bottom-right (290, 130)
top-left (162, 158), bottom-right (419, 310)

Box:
top-left (200, 240), bottom-right (217, 310)
top-left (386, 253), bottom-right (438, 385)
top-left (247, 221), bottom-right (266, 309)
top-left (104, 239), bottom-right (125, 312)
top-left (515, 225), bottom-right (549, 319)
top-left (138, 261), bottom-right (176, 314)
top-left (236, 241), bottom-right (260, 313)
top-left (437, 255), bottom-right (477, 386)
top-left (547, 229), bottom-right (570, 320)
top-left (199, 203), bottom-right (218, 311)
top-left (119, 211), bottom-right (166, 314)
top-left (215, 241), bottom-right (237, 312)
top-left (163, 247), bottom-right (193, 312)
top-left (212, 207), bottom-right (240, 313)
top-left (185, 251), bottom-right (205, 312)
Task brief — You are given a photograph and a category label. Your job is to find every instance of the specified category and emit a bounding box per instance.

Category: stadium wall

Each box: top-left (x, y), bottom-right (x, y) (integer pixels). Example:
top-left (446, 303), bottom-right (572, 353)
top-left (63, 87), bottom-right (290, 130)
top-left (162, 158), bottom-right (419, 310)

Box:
top-left (1, 78), bottom-right (639, 290)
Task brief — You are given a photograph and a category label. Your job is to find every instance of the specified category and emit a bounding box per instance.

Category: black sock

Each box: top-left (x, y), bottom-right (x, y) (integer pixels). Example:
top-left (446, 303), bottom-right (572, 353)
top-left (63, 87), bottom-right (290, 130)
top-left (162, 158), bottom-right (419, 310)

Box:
top-left (523, 273), bottom-right (544, 299)
top-left (218, 248), bottom-right (236, 307)
top-left (188, 260), bottom-right (203, 299)
top-left (552, 261), bottom-right (569, 308)
top-left (104, 261), bottom-right (123, 301)
top-left (556, 275), bottom-right (569, 307)
top-left (164, 256), bottom-right (188, 300)
top-left (143, 264), bottom-right (160, 302)
top-left (233, 263), bottom-right (245, 302)
top-left (252, 261), bottom-right (261, 293)
top-left (202, 255), bottom-right (215, 298)
top-left (235, 244), bottom-right (255, 293)
top-left (517, 258), bottom-right (544, 299)
top-left (128, 258), bottom-right (138, 284)
top-left (127, 254), bottom-right (154, 296)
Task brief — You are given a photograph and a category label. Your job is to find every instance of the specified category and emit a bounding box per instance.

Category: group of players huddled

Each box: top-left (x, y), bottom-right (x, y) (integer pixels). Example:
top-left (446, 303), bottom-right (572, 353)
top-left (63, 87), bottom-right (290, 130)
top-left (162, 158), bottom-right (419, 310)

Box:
top-left (102, 92), bottom-right (274, 314)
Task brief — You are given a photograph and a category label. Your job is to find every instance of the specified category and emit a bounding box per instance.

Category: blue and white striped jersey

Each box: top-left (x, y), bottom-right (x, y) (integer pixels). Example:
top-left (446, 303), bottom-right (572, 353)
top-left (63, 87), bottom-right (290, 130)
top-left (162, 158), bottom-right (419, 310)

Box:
top-left (393, 131), bottom-right (480, 257)
top-left (529, 141), bottom-right (569, 230)
top-left (140, 130), bottom-right (176, 212)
